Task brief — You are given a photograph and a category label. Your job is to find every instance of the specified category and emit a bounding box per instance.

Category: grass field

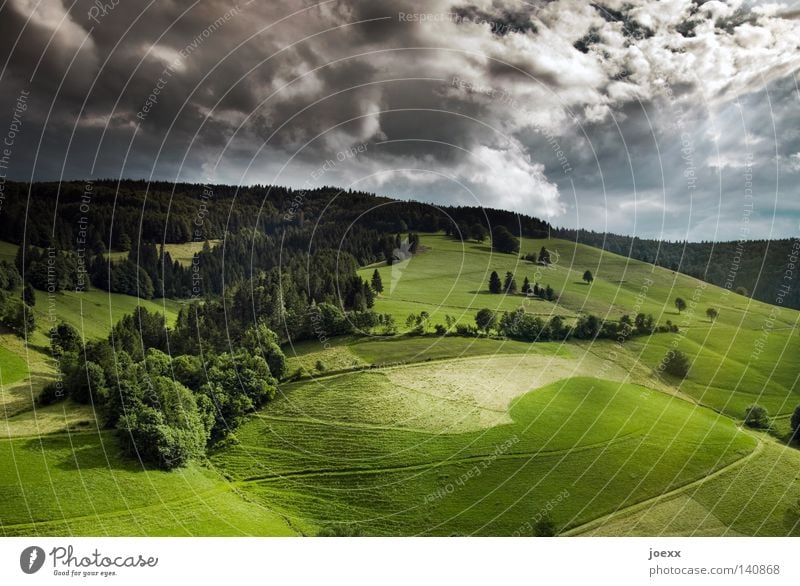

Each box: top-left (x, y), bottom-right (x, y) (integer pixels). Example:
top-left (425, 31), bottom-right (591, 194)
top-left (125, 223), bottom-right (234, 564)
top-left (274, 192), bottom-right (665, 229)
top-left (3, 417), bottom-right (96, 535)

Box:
top-left (104, 239), bottom-right (221, 266)
top-left (0, 240), bottom-right (18, 263)
top-left (0, 232), bottom-right (797, 536)
top-left (215, 376), bottom-right (754, 535)
top-left (28, 289), bottom-right (184, 345)
top-left (0, 430), bottom-right (297, 536)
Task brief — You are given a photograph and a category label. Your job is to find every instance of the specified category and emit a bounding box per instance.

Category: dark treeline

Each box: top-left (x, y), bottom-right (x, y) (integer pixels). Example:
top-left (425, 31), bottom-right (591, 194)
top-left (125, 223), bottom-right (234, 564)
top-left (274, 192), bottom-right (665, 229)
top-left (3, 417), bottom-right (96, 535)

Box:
top-left (2, 180), bottom-right (550, 310)
top-left (3, 180), bottom-right (794, 310)
top-left (555, 228), bottom-right (799, 310)
top-left (1, 180), bottom-right (549, 251)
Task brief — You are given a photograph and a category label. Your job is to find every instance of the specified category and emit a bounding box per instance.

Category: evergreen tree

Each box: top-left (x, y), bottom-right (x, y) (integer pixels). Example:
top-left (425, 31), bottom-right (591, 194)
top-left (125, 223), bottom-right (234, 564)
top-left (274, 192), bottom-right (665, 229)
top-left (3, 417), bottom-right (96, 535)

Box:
top-left (488, 271), bottom-right (502, 294)
top-left (538, 246), bottom-right (551, 265)
top-left (23, 283), bottom-right (35, 306)
top-left (521, 276), bottom-right (531, 295)
top-left (503, 271), bottom-right (517, 294)
top-left (371, 269), bottom-right (384, 293)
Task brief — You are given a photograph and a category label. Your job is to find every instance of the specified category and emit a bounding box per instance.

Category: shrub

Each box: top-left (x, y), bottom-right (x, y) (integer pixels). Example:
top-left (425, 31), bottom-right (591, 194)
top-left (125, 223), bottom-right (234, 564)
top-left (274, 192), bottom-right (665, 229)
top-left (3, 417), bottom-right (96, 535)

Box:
top-left (791, 406), bottom-right (800, 441)
top-left (744, 404), bottom-right (770, 429)
top-left (475, 308), bottom-right (496, 333)
top-left (37, 382), bottom-right (66, 406)
top-left (662, 350), bottom-right (689, 378)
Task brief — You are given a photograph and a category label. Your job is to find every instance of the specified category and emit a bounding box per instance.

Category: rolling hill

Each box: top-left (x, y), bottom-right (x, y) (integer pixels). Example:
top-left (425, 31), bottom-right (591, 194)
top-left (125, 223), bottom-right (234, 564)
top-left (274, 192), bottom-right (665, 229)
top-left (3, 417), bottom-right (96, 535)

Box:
top-left (0, 232), bottom-right (797, 536)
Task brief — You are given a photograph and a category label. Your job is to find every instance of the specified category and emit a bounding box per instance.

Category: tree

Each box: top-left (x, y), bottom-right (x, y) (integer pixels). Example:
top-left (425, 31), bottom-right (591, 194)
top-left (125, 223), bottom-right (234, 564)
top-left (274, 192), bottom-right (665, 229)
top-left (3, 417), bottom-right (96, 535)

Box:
top-left (662, 349), bottom-right (689, 378)
top-left (791, 405), bottom-right (800, 441)
top-left (574, 314), bottom-right (600, 339)
top-left (521, 276), bottom-right (531, 295)
top-left (488, 271), bottom-right (502, 294)
top-left (50, 322), bottom-right (82, 356)
top-left (582, 270), bottom-right (593, 284)
top-left (22, 283), bottom-right (35, 306)
top-left (634, 312), bottom-right (654, 334)
top-left (503, 271), bottom-right (517, 294)
top-left (744, 404), bottom-right (770, 429)
top-left (548, 315), bottom-right (565, 339)
top-left (405, 311), bottom-right (429, 335)
top-left (6, 302), bottom-right (35, 335)
top-left (470, 223), bottom-right (488, 242)
top-left (674, 297), bottom-right (686, 314)
top-left (71, 361), bottom-right (108, 404)
top-left (117, 376), bottom-right (209, 470)
top-left (491, 226), bottom-right (520, 254)
top-left (475, 308), bottom-right (496, 333)
top-left (706, 307), bottom-right (718, 322)
top-left (117, 233), bottom-right (132, 252)
top-left (371, 269), bottom-right (383, 294)
top-left (538, 246), bottom-right (551, 265)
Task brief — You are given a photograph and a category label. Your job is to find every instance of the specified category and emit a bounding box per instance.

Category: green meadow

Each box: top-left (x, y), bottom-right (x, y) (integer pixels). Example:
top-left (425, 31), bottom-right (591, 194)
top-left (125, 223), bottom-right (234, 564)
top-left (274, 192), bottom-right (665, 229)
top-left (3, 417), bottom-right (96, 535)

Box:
top-left (1, 233), bottom-right (798, 535)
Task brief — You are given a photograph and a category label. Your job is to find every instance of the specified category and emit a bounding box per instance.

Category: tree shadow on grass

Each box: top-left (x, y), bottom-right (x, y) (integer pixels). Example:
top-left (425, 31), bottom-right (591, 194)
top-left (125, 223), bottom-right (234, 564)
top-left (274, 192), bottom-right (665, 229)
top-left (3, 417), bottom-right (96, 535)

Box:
top-left (23, 432), bottom-right (149, 473)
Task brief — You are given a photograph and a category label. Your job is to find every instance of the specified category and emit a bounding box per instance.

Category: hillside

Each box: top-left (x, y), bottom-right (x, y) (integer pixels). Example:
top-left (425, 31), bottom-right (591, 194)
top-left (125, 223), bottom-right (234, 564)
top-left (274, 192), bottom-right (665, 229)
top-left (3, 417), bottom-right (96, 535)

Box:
top-left (1, 230), bottom-right (797, 536)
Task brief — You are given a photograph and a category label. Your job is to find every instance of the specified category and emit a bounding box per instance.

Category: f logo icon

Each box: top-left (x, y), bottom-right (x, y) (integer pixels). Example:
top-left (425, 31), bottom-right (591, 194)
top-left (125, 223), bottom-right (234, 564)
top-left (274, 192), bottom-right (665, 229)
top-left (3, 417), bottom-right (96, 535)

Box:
top-left (20, 546), bottom-right (45, 574)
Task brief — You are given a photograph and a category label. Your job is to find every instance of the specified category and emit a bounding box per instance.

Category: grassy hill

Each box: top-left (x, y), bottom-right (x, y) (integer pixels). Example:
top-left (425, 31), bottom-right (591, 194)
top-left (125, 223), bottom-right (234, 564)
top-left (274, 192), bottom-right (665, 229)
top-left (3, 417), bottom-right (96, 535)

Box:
top-left (0, 232), bottom-right (797, 536)
top-left (359, 235), bottom-right (800, 419)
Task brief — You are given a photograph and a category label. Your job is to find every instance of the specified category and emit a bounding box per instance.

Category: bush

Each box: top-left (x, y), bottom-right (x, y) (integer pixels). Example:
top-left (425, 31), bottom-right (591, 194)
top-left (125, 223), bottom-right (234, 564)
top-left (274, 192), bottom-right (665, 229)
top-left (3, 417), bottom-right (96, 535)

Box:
top-left (37, 382), bottom-right (66, 406)
top-left (475, 308), bottom-right (496, 333)
top-left (791, 405), bottom-right (800, 441)
top-left (454, 323), bottom-right (478, 337)
top-left (744, 404), bottom-right (770, 429)
top-left (662, 349), bottom-right (689, 378)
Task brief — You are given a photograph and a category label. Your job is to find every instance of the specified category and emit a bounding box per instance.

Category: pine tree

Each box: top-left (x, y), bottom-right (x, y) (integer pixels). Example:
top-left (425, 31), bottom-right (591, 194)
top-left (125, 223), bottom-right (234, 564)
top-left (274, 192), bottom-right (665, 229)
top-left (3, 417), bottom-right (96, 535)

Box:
top-left (23, 283), bottom-right (36, 306)
top-left (371, 269), bottom-right (383, 293)
top-left (539, 246), bottom-right (551, 265)
top-left (503, 271), bottom-right (517, 294)
top-left (488, 271), bottom-right (502, 294)
top-left (521, 276), bottom-right (531, 295)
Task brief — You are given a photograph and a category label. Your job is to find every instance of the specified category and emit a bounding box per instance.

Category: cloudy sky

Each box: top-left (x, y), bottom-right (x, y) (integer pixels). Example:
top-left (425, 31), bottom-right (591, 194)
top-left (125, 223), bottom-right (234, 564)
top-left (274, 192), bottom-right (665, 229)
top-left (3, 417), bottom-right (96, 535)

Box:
top-left (1, 0), bottom-right (799, 240)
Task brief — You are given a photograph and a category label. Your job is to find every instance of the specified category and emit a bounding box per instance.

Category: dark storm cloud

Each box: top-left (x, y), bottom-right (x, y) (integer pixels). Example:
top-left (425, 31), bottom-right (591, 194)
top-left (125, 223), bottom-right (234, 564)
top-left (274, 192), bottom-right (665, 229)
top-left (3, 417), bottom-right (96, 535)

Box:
top-left (0, 0), bottom-right (798, 238)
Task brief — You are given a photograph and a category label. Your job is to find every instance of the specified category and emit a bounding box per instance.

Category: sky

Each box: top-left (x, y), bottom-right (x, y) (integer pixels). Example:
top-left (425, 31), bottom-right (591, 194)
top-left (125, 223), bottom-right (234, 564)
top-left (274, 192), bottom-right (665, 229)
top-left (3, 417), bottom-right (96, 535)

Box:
top-left (0, 0), bottom-right (799, 241)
